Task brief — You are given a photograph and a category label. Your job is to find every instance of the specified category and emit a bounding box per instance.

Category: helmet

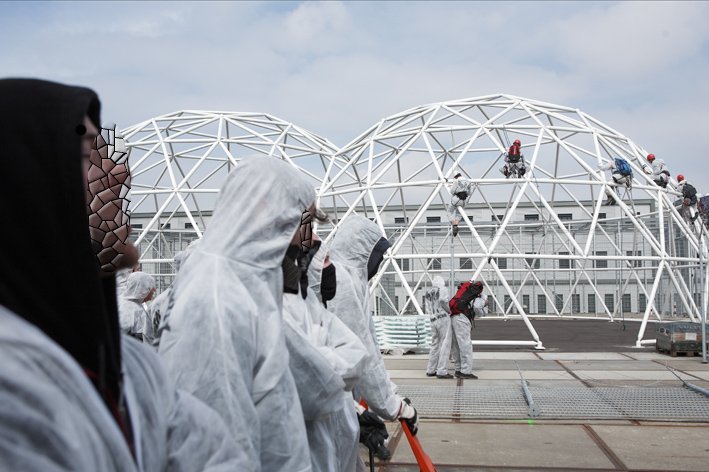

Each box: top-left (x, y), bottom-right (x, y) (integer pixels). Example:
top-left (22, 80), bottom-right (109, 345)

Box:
top-left (473, 281), bottom-right (483, 289)
top-left (677, 174), bottom-right (685, 182)
top-left (513, 139), bottom-right (521, 146)
top-left (647, 153), bottom-right (655, 162)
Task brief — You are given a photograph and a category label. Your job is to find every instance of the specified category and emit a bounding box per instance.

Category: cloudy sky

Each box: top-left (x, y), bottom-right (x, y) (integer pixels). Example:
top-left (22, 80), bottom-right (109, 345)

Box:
top-left (2, 1), bottom-right (707, 183)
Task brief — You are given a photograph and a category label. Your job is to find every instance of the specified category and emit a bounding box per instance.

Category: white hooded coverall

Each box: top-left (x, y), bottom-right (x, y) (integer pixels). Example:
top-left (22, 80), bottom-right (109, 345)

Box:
top-left (118, 271), bottom-right (155, 339)
top-left (425, 276), bottom-right (453, 376)
top-left (0, 305), bottom-right (250, 472)
top-left (328, 215), bottom-right (405, 421)
top-left (157, 157), bottom-right (314, 472)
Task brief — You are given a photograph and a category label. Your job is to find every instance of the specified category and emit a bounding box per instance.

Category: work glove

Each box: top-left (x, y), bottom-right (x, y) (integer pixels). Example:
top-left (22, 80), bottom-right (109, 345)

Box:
top-left (397, 397), bottom-right (419, 436)
top-left (358, 410), bottom-right (390, 456)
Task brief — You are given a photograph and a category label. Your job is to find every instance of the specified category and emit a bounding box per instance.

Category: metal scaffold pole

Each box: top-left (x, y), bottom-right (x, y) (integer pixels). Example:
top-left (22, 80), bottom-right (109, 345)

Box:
top-left (450, 224), bottom-right (455, 294)
top-left (700, 223), bottom-right (708, 363)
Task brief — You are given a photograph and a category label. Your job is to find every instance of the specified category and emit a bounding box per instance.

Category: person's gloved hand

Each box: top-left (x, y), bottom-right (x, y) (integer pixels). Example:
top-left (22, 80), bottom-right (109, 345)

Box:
top-left (397, 397), bottom-right (419, 436)
top-left (359, 410), bottom-right (389, 452)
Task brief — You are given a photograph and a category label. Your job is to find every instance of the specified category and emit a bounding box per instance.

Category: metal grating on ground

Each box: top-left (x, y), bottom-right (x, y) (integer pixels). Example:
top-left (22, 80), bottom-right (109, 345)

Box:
top-left (397, 385), bottom-right (709, 421)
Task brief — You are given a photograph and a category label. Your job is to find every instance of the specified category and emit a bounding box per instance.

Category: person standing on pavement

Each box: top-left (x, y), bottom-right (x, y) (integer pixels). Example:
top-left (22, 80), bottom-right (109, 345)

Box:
top-left (425, 276), bottom-right (454, 379)
top-left (449, 281), bottom-right (481, 379)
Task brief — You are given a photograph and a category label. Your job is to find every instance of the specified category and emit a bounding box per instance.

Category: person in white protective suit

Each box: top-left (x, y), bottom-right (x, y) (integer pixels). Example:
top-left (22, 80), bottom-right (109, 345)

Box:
top-left (309, 235), bottom-right (389, 466)
top-left (446, 172), bottom-right (472, 237)
top-left (328, 215), bottom-right (420, 440)
top-left (598, 158), bottom-right (633, 206)
top-left (0, 78), bottom-right (248, 471)
top-left (283, 233), bottom-right (368, 471)
top-left (148, 239), bottom-right (200, 347)
top-left (449, 281), bottom-right (480, 379)
top-left (644, 153), bottom-right (671, 189)
top-left (424, 276), bottom-right (454, 379)
top-left (472, 295), bottom-right (489, 319)
top-left (118, 271), bottom-right (156, 342)
top-left (306, 235), bottom-right (338, 308)
top-left (158, 157), bottom-right (314, 472)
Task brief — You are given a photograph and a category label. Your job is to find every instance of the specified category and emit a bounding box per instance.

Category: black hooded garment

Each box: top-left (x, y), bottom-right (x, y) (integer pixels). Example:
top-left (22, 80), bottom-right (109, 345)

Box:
top-left (0, 78), bottom-right (123, 407)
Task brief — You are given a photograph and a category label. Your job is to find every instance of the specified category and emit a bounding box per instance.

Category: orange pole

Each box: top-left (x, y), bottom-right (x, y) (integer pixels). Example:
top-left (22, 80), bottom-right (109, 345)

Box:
top-left (400, 420), bottom-right (437, 472)
top-left (360, 399), bottom-right (437, 471)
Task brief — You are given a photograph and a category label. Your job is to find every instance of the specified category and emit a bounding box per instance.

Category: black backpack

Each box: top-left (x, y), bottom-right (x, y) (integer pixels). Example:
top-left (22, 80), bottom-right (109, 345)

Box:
top-left (683, 183), bottom-right (697, 200)
top-left (507, 152), bottom-right (521, 163)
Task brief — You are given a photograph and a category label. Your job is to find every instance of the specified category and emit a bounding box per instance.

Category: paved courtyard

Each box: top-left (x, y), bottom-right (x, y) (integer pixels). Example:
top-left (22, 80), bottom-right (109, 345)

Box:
top-left (363, 319), bottom-right (709, 471)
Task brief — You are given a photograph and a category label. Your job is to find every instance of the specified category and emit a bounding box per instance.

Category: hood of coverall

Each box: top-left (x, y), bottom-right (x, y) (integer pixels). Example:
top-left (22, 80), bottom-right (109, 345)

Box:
top-left (329, 215), bottom-right (387, 305)
top-left (432, 276), bottom-right (446, 290)
top-left (197, 157), bottom-right (314, 269)
top-left (123, 272), bottom-right (156, 302)
top-left (330, 215), bottom-right (386, 273)
top-left (307, 238), bottom-right (329, 295)
top-left (173, 237), bottom-right (201, 273)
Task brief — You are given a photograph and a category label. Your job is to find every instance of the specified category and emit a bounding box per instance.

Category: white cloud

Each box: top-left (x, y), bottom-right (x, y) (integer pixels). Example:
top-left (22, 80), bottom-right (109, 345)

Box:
top-left (281, 1), bottom-right (351, 54)
top-left (0, 1), bottom-right (706, 185)
top-left (548, 2), bottom-right (709, 79)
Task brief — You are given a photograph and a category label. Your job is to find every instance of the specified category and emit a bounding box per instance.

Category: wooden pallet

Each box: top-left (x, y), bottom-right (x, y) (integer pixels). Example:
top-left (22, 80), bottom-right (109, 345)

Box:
top-left (657, 347), bottom-right (698, 357)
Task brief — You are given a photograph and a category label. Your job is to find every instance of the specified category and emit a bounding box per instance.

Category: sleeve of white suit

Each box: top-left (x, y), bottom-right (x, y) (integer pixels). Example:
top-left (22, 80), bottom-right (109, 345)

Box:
top-left (283, 320), bottom-right (346, 421)
top-left (309, 301), bottom-right (367, 391)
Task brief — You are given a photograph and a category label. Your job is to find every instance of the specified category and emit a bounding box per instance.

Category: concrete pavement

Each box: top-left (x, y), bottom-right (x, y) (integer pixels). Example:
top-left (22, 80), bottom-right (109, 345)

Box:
top-left (361, 347), bottom-right (709, 471)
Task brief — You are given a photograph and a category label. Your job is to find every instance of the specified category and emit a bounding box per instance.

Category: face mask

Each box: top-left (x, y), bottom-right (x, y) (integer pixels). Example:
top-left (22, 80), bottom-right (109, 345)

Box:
top-left (282, 245), bottom-right (301, 295)
top-left (283, 240), bottom-right (323, 299)
top-left (320, 264), bottom-right (337, 304)
top-left (367, 237), bottom-right (391, 281)
top-left (301, 239), bottom-right (322, 273)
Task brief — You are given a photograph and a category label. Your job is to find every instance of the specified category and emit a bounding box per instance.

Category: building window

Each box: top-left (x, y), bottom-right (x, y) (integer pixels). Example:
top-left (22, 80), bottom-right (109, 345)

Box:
top-left (594, 251), bottom-right (608, 268)
top-left (622, 294), bottom-right (631, 313)
top-left (604, 294), bottom-right (615, 312)
top-left (559, 251), bottom-right (575, 269)
top-left (397, 258), bottom-right (410, 272)
top-left (522, 295), bottom-right (530, 313)
top-left (487, 295), bottom-right (496, 313)
top-left (572, 294), bottom-right (581, 313)
top-left (161, 223), bottom-right (171, 229)
top-left (588, 294), bottom-right (596, 313)
top-left (185, 222), bottom-right (194, 229)
top-left (504, 295), bottom-right (512, 313)
top-left (524, 214), bottom-right (539, 221)
top-left (426, 216), bottom-right (441, 231)
top-left (598, 212), bottom-right (607, 227)
top-left (626, 250), bottom-right (642, 267)
top-left (492, 214), bottom-right (505, 223)
top-left (555, 294), bottom-right (564, 313)
top-left (394, 296), bottom-right (399, 311)
top-left (496, 257), bottom-right (507, 270)
top-left (131, 223), bottom-right (143, 229)
top-left (459, 258), bottom-right (472, 270)
top-left (559, 213), bottom-right (573, 221)
top-left (394, 217), bottom-right (408, 225)
top-left (639, 293), bottom-right (647, 313)
top-left (537, 295), bottom-right (547, 314)
top-left (428, 258), bottom-right (441, 270)
top-left (525, 253), bottom-right (540, 269)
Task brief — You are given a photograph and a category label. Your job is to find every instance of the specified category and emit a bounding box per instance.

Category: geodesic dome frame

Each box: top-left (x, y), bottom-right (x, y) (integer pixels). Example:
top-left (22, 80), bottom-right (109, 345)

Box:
top-left (121, 110), bottom-right (354, 289)
top-left (318, 94), bottom-right (709, 349)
